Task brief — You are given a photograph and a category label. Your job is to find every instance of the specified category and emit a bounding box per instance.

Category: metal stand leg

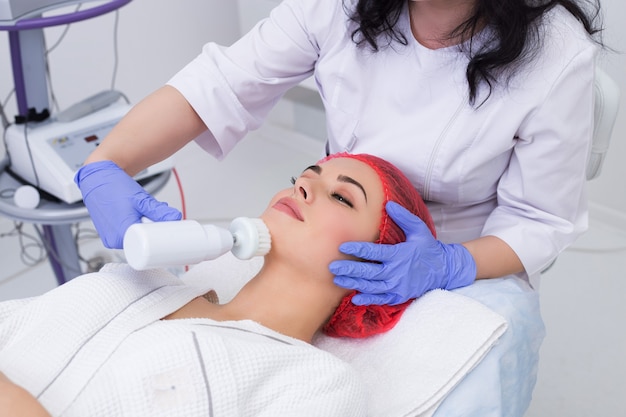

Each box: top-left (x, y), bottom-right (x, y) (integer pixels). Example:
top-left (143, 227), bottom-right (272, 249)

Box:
top-left (41, 224), bottom-right (82, 285)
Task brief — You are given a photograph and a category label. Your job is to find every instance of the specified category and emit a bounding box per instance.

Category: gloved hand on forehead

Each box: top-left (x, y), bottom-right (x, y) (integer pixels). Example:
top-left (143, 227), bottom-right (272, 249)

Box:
top-left (74, 161), bottom-right (181, 249)
top-left (329, 201), bottom-right (476, 305)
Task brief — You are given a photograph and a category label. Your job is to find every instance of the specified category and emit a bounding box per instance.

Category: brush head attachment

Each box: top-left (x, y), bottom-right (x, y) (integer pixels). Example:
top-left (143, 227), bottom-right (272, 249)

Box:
top-left (229, 217), bottom-right (271, 260)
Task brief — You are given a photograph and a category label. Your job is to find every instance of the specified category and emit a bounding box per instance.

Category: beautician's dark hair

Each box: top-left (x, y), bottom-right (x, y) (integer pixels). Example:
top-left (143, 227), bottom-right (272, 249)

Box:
top-left (344, 0), bottom-right (603, 105)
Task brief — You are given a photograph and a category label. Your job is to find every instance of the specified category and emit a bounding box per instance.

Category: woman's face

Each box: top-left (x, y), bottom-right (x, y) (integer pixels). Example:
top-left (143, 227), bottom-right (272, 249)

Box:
top-left (260, 157), bottom-right (385, 270)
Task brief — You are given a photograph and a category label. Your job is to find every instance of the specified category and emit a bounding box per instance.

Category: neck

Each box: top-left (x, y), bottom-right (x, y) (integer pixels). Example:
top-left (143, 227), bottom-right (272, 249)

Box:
top-left (409, 0), bottom-right (477, 49)
top-left (165, 256), bottom-right (347, 344)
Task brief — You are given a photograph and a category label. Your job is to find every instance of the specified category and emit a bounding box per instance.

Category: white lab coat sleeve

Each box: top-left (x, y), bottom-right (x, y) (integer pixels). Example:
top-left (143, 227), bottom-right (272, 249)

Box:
top-left (482, 44), bottom-right (597, 276)
top-left (167, 0), bottom-right (339, 159)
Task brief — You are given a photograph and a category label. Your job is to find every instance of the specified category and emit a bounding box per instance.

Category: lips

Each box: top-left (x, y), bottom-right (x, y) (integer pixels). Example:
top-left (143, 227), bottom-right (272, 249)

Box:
top-left (273, 197), bottom-right (304, 221)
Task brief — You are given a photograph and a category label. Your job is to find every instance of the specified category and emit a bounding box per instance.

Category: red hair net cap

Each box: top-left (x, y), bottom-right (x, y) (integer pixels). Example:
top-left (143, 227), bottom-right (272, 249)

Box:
top-left (320, 153), bottom-right (436, 338)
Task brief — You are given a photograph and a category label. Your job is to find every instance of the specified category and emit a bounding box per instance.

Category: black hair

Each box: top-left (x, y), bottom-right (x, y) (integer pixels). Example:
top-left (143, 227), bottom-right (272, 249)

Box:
top-left (344, 0), bottom-right (603, 105)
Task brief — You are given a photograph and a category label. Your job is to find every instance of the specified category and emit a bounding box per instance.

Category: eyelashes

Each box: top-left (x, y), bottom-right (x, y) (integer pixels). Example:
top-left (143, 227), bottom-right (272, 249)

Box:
top-left (332, 192), bottom-right (353, 208)
top-left (290, 176), bottom-right (297, 185)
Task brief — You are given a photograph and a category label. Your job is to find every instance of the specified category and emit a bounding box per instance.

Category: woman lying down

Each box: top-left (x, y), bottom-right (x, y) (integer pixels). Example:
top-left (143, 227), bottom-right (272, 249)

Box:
top-left (0, 153), bottom-right (436, 417)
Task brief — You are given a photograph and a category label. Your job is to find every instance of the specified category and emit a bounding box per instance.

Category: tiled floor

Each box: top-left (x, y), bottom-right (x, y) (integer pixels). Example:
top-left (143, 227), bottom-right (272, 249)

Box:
top-left (0, 123), bottom-right (624, 416)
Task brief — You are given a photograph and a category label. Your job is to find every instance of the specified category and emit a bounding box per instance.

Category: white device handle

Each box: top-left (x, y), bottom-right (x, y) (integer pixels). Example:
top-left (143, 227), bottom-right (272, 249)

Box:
top-left (123, 220), bottom-right (234, 270)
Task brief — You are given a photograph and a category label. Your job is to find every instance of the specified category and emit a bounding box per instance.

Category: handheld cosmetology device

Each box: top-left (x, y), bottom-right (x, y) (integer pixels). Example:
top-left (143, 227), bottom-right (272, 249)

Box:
top-left (123, 217), bottom-right (272, 270)
top-left (4, 99), bottom-right (174, 204)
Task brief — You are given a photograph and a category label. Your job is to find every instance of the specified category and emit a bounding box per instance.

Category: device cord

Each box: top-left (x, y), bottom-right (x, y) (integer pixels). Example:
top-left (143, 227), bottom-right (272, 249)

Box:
top-left (111, 10), bottom-right (120, 89)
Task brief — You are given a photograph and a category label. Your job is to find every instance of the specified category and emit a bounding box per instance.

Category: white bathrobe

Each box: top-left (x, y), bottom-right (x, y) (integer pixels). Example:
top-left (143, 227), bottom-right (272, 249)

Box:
top-left (0, 264), bottom-right (366, 417)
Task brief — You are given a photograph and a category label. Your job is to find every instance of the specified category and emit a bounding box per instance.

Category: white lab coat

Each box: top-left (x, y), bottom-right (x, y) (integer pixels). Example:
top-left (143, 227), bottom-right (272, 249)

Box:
top-left (168, 0), bottom-right (597, 285)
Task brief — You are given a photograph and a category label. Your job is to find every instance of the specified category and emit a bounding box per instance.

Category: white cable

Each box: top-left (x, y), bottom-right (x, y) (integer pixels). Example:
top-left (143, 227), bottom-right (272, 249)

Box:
top-left (45, 5), bottom-right (80, 55)
top-left (44, 4), bottom-right (82, 113)
top-left (111, 10), bottom-right (120, 89)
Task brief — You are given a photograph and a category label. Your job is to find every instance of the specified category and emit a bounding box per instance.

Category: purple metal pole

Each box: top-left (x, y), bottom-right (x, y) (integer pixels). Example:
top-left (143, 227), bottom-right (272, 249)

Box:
top-left (42, 225), bottom-right (67, 285)
top-left (0, 0), bottom-right (133, 119)
top-left (0, 0), bottom-right (132, 30)
top-left (42, 224), bottom-right (83, 285)
top-left (7, 31), bottom-right (28, 116)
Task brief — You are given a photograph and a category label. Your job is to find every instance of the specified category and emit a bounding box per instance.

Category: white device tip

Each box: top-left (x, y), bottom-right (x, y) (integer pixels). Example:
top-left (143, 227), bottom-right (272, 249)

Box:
top-left (229, 217), bottom-right (271, 260)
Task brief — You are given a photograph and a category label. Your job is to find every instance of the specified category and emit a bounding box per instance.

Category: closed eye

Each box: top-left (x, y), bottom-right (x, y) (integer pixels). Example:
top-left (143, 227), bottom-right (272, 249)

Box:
top-left (332, 192), bottom-right (353, 208)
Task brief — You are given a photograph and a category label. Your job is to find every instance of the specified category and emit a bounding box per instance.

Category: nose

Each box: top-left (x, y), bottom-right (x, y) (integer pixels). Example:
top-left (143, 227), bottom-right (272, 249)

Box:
top-left (293, 178), bottom-right (311, 202)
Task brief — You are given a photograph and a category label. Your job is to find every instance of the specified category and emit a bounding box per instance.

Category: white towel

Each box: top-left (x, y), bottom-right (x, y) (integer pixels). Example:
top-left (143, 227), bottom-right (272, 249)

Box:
top-left (184, 254), bottom-right (508, 417)
top-left (314, 290), bottom-right (507, 417)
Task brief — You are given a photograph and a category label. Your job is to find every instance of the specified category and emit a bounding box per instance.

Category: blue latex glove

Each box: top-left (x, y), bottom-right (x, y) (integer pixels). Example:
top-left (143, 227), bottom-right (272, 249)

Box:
top-left (74, 160), bottom-right (181, 249)
top-left (329, 201), bottom-right (476, 305)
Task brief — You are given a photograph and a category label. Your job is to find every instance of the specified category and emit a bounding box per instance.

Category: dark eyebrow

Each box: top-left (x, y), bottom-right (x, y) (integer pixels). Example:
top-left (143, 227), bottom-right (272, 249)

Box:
top-left (337, 174), bottom-right (367, 202)
top-left (302, 165), bottom-right (321, 174)
top-left (302, 164), bottom-right (368, 202)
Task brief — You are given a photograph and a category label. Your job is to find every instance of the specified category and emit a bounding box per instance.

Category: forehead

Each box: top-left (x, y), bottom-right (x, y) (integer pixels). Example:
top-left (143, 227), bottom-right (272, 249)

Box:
top-left (318, 157), bottom-right (384, 195)
top-left (318, 157), bottom-right (373, 175)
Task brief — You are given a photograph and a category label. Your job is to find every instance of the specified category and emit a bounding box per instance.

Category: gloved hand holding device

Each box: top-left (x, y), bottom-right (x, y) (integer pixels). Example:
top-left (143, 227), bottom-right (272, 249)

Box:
top-left (74, 161), bottom-right (182, 249)
top-left (330, 201), bottom-right (476, 305)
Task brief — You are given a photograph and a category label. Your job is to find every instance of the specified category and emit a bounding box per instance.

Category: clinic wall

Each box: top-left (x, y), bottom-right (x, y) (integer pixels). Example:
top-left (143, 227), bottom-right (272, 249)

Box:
top-left (0, 0), bottom-right (240, 126)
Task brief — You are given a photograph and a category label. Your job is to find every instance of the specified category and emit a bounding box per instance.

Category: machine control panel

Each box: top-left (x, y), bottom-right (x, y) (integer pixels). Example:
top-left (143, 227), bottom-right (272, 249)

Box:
top-left (5, 101), bottom-right (173, 204)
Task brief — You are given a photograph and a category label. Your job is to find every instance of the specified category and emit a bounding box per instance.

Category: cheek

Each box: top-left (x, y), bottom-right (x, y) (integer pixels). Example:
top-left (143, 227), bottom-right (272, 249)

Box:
top-left (267, 215), bottom-right (362, 264)
top-left (311, 213), bottom-right (379, 259)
